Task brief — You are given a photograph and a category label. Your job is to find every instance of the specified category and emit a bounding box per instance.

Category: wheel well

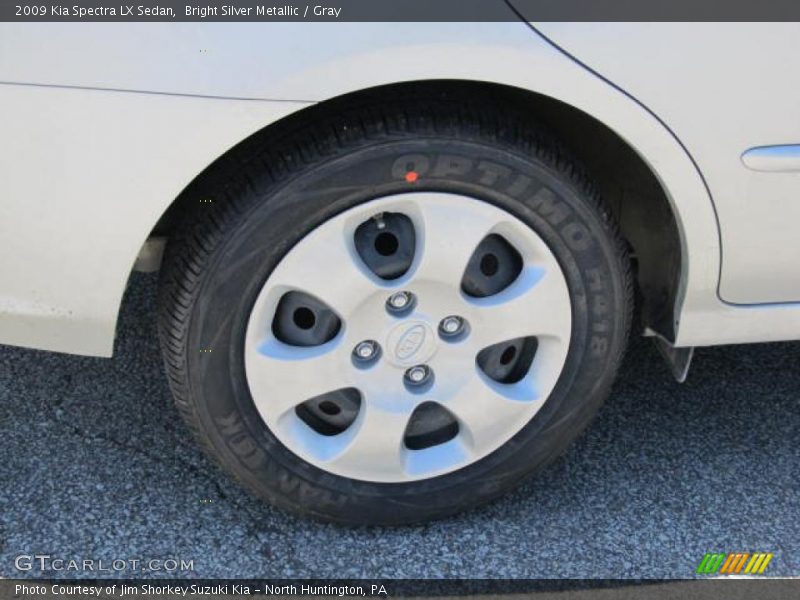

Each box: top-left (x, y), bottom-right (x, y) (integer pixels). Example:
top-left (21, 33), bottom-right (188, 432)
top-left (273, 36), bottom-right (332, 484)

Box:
top-left (151, 80), bottom-right (682, 341)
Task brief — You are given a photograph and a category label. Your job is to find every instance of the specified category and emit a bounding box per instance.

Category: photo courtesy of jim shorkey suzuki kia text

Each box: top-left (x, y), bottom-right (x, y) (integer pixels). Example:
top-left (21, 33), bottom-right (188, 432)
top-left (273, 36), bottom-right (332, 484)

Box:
top-left (15, 584), bottom-right (388, 596)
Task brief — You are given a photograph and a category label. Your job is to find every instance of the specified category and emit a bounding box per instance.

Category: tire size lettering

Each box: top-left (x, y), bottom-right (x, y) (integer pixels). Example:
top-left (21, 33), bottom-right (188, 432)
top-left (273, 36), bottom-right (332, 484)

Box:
top-left (586, 267), bottom-right (613, 357)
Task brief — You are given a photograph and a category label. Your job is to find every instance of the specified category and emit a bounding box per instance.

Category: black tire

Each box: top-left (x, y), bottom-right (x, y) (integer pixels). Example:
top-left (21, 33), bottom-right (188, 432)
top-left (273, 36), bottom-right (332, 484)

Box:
top-left (158, 92), bottom-right (632, 525)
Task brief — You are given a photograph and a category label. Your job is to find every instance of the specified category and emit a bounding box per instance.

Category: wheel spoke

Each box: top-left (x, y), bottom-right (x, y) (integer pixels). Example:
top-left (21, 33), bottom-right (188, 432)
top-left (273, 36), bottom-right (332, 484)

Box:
top-left (445, 370), bottom-right (539, 455)
top-left (326, 398), bottom-right (411, 479)
top-left (266, 221), bottom-right (380, 317)
top-left (410, 197), bottom-right (499, 287)
top-left (246, 337), bottom-right (350, 418)
top-left (467, 266), bottom-right (571, 349)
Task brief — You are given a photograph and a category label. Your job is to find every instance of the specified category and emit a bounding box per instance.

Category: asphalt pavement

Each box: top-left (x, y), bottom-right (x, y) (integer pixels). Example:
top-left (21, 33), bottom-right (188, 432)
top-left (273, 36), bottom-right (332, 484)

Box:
top-left (0, 273), bottom-right (797, 579)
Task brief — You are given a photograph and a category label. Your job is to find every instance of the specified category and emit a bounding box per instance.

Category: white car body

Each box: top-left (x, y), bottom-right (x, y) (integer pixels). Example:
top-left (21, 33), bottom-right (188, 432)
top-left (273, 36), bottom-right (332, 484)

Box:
top-left (2, 22), bottom-right (800, 357)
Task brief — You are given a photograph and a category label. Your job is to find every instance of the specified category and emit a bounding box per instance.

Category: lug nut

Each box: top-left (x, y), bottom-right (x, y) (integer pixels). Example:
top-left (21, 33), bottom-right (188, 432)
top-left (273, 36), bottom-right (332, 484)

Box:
top-left (389, 291), bottom-right (411, 309)
top-left (408, 366), bottom-right (426, 382)
top-left (386, 291), bottom-right (415, 314)
top-left (353, 340), bottom-right (380, 363)
top-left (404, 364), bottom-right (433, 388)
top-left (439, 315), bottom-right (467, 339)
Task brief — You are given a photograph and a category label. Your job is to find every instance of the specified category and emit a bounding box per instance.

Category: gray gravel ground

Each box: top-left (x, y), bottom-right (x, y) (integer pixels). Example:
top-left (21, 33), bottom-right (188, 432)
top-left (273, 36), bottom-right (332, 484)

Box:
top-left (0, 273), bottom-right (797, 580)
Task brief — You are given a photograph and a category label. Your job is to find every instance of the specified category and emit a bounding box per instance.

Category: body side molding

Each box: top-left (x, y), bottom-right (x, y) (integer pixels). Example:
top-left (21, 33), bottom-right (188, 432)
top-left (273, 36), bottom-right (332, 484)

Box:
top-left (742, 145), bottom-right (800, 172)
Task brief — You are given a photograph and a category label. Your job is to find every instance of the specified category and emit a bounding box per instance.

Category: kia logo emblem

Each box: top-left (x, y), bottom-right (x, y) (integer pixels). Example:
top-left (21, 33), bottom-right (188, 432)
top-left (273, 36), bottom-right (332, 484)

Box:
top-left (395, 324), bottom-right (426, 360)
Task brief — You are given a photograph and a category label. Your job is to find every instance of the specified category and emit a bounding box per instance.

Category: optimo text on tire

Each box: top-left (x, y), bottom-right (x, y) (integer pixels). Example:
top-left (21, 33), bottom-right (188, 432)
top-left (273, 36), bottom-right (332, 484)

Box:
top-left (158, 95), bottom-right (632, 525)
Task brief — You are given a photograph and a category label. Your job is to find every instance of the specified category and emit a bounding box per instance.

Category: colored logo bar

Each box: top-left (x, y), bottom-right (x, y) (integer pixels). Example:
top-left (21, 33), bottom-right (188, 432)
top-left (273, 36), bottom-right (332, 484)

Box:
top-left (697, 552), bottom-right (773, 575)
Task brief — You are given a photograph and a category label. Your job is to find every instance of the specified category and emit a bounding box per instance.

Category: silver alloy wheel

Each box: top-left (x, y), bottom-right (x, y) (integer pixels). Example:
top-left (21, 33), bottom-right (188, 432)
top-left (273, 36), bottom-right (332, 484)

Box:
top-left (244, 193), bottom-right (572, 483)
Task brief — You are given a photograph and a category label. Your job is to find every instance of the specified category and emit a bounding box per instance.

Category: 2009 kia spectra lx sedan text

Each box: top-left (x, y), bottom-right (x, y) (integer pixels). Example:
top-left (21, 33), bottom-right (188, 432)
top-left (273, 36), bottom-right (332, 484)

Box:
top-left (2, 21), bottom-right (800, 524)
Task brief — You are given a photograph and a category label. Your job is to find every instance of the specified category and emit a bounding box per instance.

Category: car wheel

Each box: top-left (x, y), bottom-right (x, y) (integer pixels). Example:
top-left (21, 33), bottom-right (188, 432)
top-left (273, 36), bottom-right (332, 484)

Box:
top-left (158, 96), bottom-right (632, 524)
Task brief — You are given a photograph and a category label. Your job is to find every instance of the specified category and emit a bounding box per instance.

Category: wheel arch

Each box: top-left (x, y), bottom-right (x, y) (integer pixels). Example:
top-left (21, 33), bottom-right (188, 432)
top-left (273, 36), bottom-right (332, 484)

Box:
top-left (147, 80), bottom-right (686, 341)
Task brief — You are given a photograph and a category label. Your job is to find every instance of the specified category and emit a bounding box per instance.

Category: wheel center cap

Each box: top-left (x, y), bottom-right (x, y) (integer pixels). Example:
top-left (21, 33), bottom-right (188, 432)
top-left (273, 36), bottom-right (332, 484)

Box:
top-left (385, 320), bottom-right (437, 367)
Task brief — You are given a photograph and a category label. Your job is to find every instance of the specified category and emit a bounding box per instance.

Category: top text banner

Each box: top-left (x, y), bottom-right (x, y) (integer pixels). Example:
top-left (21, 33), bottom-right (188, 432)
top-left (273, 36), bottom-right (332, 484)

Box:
top-left (4, 0), bottom-right (800, 22)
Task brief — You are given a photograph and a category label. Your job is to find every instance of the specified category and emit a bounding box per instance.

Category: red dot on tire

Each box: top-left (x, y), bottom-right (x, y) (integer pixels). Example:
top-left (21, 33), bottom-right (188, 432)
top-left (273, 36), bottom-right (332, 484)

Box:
top-left (405, 171), bottom-right (419, 183)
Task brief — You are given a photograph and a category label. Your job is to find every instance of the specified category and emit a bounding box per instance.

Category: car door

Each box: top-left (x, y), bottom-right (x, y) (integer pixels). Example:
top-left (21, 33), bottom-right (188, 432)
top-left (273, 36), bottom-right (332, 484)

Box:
top-left (530, 23), bottom-right (800, 304)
